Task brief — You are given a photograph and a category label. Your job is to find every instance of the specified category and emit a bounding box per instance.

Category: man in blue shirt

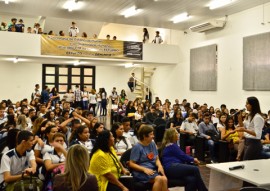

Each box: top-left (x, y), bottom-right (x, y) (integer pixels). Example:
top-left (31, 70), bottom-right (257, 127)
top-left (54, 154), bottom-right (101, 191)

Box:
top-left (198, 113), bottom-right (219, 163)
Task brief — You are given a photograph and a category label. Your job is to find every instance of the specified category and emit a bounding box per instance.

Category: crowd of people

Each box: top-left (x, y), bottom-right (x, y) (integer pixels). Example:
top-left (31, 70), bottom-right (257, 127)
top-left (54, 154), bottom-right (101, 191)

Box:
top-left (0, 82), bottom-right (269, 190)
top-left (0, 18), bottom-right (164, 43)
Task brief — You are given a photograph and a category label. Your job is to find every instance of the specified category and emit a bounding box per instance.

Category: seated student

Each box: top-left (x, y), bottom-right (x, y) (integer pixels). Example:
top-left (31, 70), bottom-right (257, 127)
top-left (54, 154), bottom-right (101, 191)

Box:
top-left (260, 113), bottom-right (270, 158)
top-left (53, 144), bottom-right (98, 191)
top-left (111, 122), bottom-right (132, 156)
top-left (160, 128), bottom-right (208, 191)
top-left (89, 130), bottom-right (129, 191)
top-left (0, 129), bottom-right (20, 154)
top-left (180, 112), bottom-right (199, 146)
top-left (90, 122), bottom-right (104, 140)
top-left (198, 113), bottom-right (219, 163)
top-left (43, 133), bottom-right (67, 190)
top-left (169, 110), bottom-right (183, 129)
top-left (220, 117), bottom-right (244, 161)
top-left (129, 125), bottom-right (168, 191)
top-left (144, 105), bottom-right (158, 125)
top-left (0, 131), bottom-right (36, 188)
top-left (69, 125), bottom-right (95, 153)
top-left (122, 117), bottom-right (135, 145)
top-left (34, 125), bottom-right (66, 167)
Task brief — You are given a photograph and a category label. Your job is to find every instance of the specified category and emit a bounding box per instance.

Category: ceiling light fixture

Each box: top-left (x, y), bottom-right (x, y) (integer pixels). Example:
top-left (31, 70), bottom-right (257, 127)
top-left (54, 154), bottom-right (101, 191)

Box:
top-left (63, 0), bottom-right (83, 12)
top-left (13, 57), bottom-right (19, 63)
top-left (73, 60), bottom-right (81, 66)
top-left (208, 0), bottom-right (235, 10)
top-left (124, 63), bottom-right (135, 68)
top-left (121, 6), bottom-right (142, 18)
top-left (171, 12), bottom-right (191, 23)
top-left (4, 0), bottom-right (9, 4)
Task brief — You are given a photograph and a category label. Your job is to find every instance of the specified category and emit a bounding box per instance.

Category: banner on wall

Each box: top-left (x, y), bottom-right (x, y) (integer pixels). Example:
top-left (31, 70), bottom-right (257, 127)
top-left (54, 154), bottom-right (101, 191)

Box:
top-left (41, 35), bottom-right (142, 60)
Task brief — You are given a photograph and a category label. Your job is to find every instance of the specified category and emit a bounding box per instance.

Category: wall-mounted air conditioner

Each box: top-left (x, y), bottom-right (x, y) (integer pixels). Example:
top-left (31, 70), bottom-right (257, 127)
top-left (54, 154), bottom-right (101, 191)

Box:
top-left (189, 20), bottom-right (226, 33)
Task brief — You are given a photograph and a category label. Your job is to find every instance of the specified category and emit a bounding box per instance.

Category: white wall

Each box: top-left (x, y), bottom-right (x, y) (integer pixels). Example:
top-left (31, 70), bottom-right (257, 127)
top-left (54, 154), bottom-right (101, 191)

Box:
top-left (151, 3), bottom-right (270, 112)
top-left (0, 62), bottom-right (138, 102)
top-left (0, 62), bottom-right (42, 102)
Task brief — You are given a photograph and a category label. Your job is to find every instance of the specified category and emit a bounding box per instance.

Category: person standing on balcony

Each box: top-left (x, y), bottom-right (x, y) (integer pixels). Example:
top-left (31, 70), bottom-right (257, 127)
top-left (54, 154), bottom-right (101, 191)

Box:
top-left (152, 31), bottom-right (163, 44)
top-left (68, 21), bottom-right (79, 37)
top-left (127, 73), bottom-right (135, 92)
top-left (143, 28), bottom-right (149, 43)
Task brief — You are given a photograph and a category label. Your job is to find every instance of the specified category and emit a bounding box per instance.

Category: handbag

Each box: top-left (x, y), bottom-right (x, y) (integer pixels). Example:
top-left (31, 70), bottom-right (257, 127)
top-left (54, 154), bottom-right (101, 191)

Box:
top-left (205, 129), bottom-right (220, 142)
top-left (5, 172), bottom-right (43, 191)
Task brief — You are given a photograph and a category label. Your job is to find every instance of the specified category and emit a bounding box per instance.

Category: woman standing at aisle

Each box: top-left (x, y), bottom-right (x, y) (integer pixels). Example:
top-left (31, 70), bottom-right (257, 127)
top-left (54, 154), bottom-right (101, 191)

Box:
top-left (100, 88), bottom-right (108, 116)
top-left (236, 96), bottom-right (264, 160)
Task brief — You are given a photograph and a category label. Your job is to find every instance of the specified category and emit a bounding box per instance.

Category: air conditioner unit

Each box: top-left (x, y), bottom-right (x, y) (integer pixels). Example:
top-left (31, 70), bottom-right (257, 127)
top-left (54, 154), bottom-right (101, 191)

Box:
top-left (189, 20), bottom-right (226, 33)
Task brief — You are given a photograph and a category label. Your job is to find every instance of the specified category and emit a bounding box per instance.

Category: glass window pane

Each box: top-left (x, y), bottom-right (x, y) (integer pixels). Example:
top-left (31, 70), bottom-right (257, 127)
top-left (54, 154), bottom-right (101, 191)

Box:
top-left (59, 76), bottom-right (68, 83)
top-left (84, 77), bottom-right (92, 83)
top-left (85, 85), bottom-right (92, 91)
top-left (84, 68), bottom-right (92, 75)
top-left (72, 77), bottom-right (80, 83)
top-left (72, 84), bottom-right (80, 91)
top-left (46, 67), bottom-right (55, 74)
top-left (59, 68), bottom-right (68, 75)
top-left (72, 68), bottom-right (80, 75)
top-left (46, 76), bottom-right (55, 83)
top-left (45, 84), bottom-right (54, 91)
top-left (59, 85), bottom-right (68, 93)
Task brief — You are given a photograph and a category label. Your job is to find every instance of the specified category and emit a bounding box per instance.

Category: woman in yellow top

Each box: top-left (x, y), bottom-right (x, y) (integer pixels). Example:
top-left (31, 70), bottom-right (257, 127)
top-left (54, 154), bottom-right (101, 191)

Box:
top-left (89, 130), bottom-right (130, 191)
top-left (220, 116), bottom-right (244, 160)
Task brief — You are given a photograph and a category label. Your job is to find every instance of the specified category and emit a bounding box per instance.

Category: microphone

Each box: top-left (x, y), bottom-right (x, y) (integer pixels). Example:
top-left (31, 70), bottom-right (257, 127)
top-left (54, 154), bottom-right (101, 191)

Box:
top-left (229, 165), bottom-right (245, 170)
top-left (232, 108), bottom-right (246, 116)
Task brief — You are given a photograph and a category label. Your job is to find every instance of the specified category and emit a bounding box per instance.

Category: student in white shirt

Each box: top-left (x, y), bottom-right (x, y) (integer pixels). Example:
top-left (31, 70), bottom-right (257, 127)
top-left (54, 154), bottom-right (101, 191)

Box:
top-left (68, 21), bottom-right (79, 37)
top-left (111, 122), bottom-right (132, 156)
top-left (180, 112), bottom-right (198, 146)
top-left (69, 125), bottom-right (95, 153)
top-left (236, 96), bottom-right (264, 160)
top-left (0, 131), bottom-right (36, 185)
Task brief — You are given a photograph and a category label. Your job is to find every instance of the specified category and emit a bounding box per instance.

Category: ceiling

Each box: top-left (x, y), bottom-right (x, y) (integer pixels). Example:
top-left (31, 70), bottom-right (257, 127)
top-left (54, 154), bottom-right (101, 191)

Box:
top-left (1, 0), bottom-right (269, 66)
top-left (1, 0), bottom-right (269, 30)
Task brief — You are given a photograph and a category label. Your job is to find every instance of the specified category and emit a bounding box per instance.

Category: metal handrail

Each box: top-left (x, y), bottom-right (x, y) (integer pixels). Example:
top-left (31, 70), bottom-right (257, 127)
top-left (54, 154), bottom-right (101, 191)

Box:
top-left (130, 67), bottom-right (154, 100)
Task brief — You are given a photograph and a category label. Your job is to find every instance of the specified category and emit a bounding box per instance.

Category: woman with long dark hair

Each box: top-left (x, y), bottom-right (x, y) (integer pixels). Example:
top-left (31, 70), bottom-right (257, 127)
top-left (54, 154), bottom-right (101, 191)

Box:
top-left (70, 125), bottom-right (95, 153)
top-left (236, 96), bottom-right (264, 160)
top-left (143, 28), bottom-right (149, 43)
top-left (90, 122), bottom-right (104, 140)
top-left (89, 130), bottom-right (129, 191)
top-left (100, 88), bottom-right (107, 116)
top-left (111, 122), bottom-right (132, 156)
top-left (221, 117), bottom-right (244, 161)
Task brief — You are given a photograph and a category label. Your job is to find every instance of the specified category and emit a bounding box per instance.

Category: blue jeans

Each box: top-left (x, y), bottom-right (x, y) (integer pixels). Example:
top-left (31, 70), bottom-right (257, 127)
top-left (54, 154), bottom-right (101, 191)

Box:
top-left (165, 163), bottom-right (208, 191)
top-left (82, 101), bottom-right (89, 110)
top-left (207, 139), bottom-right (217, 161)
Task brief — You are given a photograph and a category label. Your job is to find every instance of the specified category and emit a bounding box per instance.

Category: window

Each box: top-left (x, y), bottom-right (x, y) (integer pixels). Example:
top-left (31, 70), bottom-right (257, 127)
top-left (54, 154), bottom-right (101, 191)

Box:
top-left (42, 64), bottom-right (95, 94)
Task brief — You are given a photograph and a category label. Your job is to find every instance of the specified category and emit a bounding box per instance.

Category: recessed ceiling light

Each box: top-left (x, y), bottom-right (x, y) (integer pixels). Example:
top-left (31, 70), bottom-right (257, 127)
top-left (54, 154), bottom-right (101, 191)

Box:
top-left (208, 0), bottom-right (235, 10)
top-left (121, 6), bottom-right (143, 18)
top-left (171, 12), bottom-right (191, 23)
top-left (73, 60), bottom-right (81, 66)
top-left (13, 57), bottom-right (19, 63)
top-left (5, 0), bottom-right (9, 4)
top-left (63, 0), bottom-right (84, 12)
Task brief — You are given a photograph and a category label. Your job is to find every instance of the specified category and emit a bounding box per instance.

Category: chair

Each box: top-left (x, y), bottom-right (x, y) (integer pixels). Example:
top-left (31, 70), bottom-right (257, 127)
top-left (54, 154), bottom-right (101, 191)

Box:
top-left (179, 133), bottom-right (189, 153)
top-left (217, 140), bottom-right (230, 162)
top-left (194, 136), bottom-right (206, 161)
top-left (120, 149), bottom-right (152, 191)
top-left (154, 124), bottom-right (166, 143)
top-left (240, 187), bottom-right (270, 191)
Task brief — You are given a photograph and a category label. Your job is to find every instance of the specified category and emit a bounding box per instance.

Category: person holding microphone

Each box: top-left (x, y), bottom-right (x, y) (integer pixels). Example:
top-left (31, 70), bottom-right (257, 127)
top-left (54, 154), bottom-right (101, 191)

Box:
top-left (236, 96), bottom-right (264, 160)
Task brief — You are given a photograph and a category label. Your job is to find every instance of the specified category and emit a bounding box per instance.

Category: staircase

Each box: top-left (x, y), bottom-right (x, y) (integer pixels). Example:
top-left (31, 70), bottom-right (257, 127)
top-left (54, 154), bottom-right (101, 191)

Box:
top-left (130, 66), bottom-right (156, 100)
